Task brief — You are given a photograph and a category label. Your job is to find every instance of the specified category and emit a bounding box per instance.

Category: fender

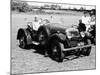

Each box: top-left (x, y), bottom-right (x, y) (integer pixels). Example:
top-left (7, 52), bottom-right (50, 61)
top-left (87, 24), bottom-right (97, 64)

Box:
top-left (38, 25), bottom-right (50, 36)
top-left (17, 28), bottom-right (26, 40)
top-left (49, 33), bottom-right (66, 43)
top-left (37, 25), bottom-right (50, 43)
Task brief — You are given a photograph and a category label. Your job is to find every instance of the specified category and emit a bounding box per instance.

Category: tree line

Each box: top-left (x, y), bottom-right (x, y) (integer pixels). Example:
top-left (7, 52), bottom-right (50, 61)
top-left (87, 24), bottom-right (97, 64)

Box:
top-left (11, 0), bottom-right (96, 14)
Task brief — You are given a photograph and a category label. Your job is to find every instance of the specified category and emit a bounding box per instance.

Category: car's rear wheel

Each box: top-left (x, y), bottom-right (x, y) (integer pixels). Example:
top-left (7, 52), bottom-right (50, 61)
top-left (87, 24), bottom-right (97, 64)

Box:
top-left (19, 35), bottom-right (27, 49)
top-left (51, 40), bottom-right (64, 62)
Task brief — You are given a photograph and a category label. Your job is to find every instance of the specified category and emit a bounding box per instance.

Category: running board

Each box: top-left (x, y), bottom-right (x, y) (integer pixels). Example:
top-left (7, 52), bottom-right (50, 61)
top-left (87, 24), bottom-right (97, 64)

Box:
top-left (63, 44), bottom-right (92, 51)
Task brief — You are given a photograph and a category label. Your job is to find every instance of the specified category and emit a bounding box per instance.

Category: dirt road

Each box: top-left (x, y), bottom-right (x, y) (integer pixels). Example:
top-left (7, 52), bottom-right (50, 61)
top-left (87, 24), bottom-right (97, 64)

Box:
top-left (11, 13), bottom-right (96, 74)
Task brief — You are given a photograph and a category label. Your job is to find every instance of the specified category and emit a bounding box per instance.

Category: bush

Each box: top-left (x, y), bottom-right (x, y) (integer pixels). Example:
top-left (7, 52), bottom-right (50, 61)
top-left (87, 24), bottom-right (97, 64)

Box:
top-left (11, 0), bottom-right (31, 12)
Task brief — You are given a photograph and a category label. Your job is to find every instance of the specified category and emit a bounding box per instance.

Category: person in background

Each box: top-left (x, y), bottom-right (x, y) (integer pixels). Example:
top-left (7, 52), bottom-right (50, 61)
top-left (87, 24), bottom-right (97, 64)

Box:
top-left (77, 19), bottom-right (86, 39)
top-left (89, 12), bottom-right (96, 26)
top-left (88, 12), bottom-right (96, 44)
top-left (40, 19), bottom-right (50, 25)
top-left (80, 12), bottom-right (91, 32)
top-left (78, 19), bottom-right (86, 32)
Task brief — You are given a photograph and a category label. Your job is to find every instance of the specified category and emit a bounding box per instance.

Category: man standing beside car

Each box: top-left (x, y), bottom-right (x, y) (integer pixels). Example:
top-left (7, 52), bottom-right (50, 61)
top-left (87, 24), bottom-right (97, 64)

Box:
top-left (77, 19), bottom-right (87, 41)
top-left (78, 19), bottom-right (86, 32)
top-left (80, 12), bottom-right (91, 32)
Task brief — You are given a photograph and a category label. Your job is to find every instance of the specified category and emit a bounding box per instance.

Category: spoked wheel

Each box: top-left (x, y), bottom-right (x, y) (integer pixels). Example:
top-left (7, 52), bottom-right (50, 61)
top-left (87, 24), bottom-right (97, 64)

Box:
top-left (19, 35), bottom-right (27, 49)
top-left (51, 40), bottom-right (64, 62)
top-left (81, 39), bottom-right (92, 56)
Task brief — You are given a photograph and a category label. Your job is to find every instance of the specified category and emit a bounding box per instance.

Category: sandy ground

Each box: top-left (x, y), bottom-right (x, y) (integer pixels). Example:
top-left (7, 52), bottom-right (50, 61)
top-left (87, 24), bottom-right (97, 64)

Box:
top-left (11, 13), bottom-right (96, 74)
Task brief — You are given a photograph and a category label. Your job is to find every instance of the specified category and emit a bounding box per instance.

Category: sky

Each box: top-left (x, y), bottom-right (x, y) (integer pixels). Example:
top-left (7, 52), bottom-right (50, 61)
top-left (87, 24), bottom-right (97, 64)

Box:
top-left (20, 0), bottom-right (95, 10)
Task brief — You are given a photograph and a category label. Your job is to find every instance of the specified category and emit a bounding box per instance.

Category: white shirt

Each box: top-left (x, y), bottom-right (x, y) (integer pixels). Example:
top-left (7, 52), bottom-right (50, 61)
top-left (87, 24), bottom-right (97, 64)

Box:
top-left (90, 15), bottom-right (96, 25)
top-left (81, 16), bottom-right (91, 31)
top-left (81, 16), bottom-right (91, 25)
top-left (32, 19), bottom-right (42, 31)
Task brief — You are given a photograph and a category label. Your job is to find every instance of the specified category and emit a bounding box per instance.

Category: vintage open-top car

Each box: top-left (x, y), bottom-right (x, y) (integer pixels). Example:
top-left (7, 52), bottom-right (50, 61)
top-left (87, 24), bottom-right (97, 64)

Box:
top-left (17, 21), bottom-right (92, 62)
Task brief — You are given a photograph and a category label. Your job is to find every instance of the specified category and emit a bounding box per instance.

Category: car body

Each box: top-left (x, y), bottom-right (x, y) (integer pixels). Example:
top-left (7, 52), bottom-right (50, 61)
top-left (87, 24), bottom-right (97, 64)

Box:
top-left (17, 22), bottom-right (92, 62)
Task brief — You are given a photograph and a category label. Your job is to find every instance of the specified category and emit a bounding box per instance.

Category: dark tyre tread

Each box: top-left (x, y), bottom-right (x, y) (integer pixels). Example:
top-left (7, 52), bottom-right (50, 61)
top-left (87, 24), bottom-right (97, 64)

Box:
top-left (19, 35), bottom-right (27, 49)
top-left (81, 39), bottom-right (92, 56)
top-left (51, 40), bottom-right (64, 62)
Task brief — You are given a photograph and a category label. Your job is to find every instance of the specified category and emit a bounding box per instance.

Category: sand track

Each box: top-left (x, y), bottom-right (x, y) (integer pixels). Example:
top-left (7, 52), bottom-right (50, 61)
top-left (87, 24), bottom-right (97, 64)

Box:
top-left (11, 13), bottom-right (96, 74)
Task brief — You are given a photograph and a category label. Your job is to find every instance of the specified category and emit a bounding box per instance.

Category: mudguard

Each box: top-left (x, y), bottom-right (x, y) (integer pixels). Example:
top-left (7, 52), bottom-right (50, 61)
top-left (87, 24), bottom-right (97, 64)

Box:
top-left (48, 33), bottom-right (70, 49)
top-left (49, 33), bottom-right (67, 43)
top-left (37, 25), bottom-right (50, 44)
top-left (17, 28), bottom-right (25, 40)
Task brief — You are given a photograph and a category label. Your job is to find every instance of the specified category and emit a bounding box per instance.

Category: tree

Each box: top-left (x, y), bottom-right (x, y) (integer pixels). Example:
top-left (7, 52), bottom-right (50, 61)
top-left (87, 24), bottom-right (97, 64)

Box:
top-left (11, 0), bottom-right (31, 12)
top-left (79, 7), bottom-right (86, 11)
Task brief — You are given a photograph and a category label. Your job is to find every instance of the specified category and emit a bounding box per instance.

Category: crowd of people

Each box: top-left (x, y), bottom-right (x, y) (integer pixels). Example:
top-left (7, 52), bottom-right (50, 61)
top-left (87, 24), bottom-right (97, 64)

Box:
top-left (78, 11), bottom-right (96, 33)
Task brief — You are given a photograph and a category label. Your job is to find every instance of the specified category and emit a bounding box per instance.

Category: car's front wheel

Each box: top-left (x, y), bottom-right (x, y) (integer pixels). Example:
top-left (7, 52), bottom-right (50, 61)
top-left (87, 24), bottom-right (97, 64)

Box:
top-left (81, 39), bottom-right (92, 56)
top-left (50, 40), bottom-right (64, 62)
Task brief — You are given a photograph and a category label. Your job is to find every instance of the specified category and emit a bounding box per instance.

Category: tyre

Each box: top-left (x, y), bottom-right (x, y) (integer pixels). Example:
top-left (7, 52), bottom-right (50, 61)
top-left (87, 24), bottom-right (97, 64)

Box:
top-left (18, 34), bottom-right (27, 49)
top-left (17, 28), bottom-right (33, 49)
top-left (50, 40), bottom-right (64, 62)
top-left (81, 39), bottom-right (92, 56)
top-left (17, 29), bottom-right (27, 49)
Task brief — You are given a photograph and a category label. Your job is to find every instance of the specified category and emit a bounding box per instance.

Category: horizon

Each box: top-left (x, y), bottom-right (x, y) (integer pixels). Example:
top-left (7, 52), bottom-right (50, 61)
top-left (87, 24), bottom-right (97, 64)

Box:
top-left (13, 0), bottom-right (96, 10)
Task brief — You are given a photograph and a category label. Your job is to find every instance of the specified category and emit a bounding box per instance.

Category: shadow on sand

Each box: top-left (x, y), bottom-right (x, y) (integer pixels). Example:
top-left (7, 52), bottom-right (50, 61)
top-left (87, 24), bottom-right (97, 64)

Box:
top-left (20, 44), bottom-right (85, 62)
